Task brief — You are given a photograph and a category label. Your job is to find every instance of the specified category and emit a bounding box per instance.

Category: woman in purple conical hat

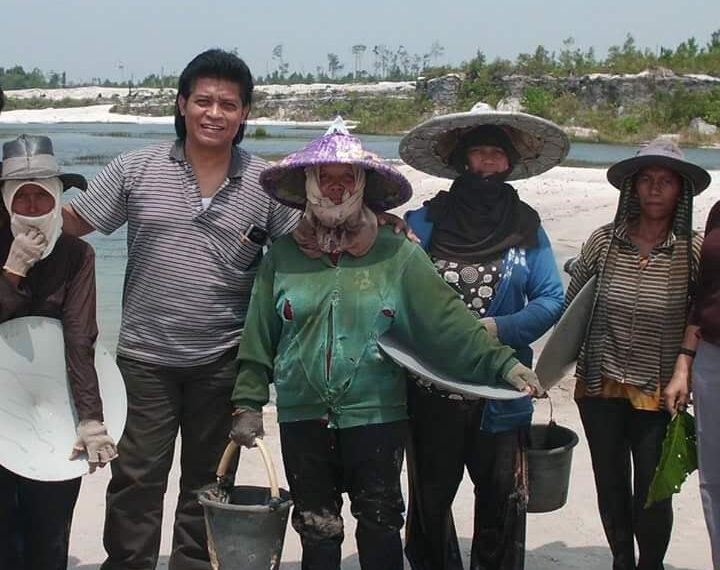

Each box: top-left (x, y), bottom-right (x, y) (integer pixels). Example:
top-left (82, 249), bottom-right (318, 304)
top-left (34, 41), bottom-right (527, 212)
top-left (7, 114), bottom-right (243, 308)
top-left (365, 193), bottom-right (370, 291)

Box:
top-left (228, 119), bottom-right (542, 570)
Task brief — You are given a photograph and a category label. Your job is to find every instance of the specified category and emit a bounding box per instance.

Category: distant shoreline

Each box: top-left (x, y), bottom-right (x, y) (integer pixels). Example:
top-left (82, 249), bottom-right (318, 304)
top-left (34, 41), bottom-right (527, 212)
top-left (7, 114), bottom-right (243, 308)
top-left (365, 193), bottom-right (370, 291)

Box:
top-left (0, 104), bottom-right (354, 129)
top-left (0, 103), bottom-right (718, 151)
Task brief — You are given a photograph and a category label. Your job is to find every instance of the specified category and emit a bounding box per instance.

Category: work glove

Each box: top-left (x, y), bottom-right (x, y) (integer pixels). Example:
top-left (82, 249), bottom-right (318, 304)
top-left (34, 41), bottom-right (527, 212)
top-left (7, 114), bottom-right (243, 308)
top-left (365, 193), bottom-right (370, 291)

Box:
top-left (230, 408), bottom-right (264, 448)
top-left (3, 229), bottom-right (47, 277)
top-left (69, 419), bottom-right (118, 474)
top-left (480, 317), bottom-right (498, 339)
top-left (504, 363), bottom-right (545, 397)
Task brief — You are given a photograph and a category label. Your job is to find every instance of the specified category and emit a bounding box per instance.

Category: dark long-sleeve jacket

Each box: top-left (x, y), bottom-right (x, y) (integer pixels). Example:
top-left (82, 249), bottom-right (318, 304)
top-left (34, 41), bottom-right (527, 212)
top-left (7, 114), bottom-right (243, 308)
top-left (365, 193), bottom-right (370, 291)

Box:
top-left (1, 227), bottom-right (103, 421)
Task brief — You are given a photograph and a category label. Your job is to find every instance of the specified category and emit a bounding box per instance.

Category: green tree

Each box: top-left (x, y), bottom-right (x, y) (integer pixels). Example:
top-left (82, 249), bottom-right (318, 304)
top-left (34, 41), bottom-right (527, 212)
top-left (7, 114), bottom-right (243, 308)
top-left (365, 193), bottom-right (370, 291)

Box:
top-left (327, 53), bottom-right (343, 79)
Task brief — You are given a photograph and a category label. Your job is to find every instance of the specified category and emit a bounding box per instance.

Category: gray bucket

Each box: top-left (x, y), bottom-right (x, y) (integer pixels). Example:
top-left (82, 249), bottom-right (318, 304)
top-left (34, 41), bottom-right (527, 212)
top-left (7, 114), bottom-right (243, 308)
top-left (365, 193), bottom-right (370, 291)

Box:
top-left (527, 420), bottom-right (579, 513)
top-left (200, 440), bottom-right (292, 570)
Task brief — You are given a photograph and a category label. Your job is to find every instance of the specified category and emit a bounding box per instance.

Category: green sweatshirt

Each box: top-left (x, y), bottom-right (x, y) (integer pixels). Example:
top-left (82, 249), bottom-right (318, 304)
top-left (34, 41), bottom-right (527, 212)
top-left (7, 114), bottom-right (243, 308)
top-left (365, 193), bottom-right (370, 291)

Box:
top-left (232, 227), bottom-right (520, 428)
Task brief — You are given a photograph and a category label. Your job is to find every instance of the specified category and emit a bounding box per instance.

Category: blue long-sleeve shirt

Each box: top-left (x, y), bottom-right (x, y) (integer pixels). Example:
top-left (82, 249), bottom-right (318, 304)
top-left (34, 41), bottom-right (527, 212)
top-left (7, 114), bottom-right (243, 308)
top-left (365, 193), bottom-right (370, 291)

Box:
top-left (406, 205), bottom-right (565, 431)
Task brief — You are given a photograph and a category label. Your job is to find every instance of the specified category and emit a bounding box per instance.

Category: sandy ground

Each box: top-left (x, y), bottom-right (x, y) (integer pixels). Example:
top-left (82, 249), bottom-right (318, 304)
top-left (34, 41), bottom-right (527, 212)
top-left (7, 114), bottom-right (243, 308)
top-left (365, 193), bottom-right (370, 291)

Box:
top-left (0, 104), bottom-right (352, 127)
top-left (67, 165), bottom-right (720, 569)
top-left (0, 104), bottom-right (174, 124)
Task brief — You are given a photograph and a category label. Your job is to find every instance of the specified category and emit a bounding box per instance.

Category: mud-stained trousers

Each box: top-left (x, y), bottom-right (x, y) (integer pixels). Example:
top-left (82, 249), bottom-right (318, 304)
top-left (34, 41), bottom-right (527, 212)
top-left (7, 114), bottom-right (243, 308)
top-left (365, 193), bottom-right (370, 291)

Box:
top-left (279, 419), bottom-right (408, 570)
top-left (577, 397), bottom-right (672, 570)
top-left (405, 384), bottom-right (528, 570)
top-left (0, 465), bottom-right (81, 570)
top-left (101, 348), bottom-right (238, 570)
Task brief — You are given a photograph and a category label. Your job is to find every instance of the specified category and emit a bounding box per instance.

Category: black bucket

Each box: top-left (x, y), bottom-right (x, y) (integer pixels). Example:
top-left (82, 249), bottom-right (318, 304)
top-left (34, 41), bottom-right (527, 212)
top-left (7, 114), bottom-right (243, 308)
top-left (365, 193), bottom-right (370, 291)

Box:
top-left (527, 420), bottom-right (579, 513)
top-left (200, 440), bottom-right (292, 570)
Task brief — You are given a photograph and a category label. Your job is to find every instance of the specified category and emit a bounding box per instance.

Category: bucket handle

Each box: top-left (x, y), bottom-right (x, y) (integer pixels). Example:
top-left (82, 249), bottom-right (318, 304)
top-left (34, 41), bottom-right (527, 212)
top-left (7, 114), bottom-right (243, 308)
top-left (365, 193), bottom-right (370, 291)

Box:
top-left (216, 439), bottom-right (281, 499)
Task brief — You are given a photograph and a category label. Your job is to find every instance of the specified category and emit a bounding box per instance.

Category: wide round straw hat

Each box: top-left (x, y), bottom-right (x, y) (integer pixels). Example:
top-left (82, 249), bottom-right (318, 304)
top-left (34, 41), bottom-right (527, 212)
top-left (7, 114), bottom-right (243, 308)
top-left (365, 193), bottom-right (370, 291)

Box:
top-left (400, 102), bottom-right (570, 180)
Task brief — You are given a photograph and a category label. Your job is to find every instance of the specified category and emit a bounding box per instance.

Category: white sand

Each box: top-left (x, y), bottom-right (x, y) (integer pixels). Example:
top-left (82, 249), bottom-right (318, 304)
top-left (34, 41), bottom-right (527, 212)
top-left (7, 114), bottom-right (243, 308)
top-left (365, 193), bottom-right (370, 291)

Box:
top-left (68, 165), bottom-right (720, 569)
top-left (0, 104), bottom-right (355, 127)
top-left (0, 104), bottom-right (174, 124)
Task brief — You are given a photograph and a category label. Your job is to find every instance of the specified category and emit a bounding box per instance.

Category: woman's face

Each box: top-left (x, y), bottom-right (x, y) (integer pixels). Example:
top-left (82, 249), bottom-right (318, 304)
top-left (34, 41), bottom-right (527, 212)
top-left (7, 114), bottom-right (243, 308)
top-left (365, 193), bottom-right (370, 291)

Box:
top-left (634, 166), bottom-right (683, 222)
top-left (318, 164), bottom-right (356, 205)
top-left (465, 145), bottom-right (510, 177)
top-left (11, 183), bottom-right (56, 217)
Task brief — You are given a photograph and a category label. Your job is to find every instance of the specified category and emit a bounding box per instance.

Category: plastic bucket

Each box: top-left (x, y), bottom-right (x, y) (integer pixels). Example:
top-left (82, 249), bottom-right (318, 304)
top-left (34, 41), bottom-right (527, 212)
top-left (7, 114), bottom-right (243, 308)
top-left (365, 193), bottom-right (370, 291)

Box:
top-left (527, 420), bottom-right (579, 513)
top-left (200, 440), bottom-right (292, 570)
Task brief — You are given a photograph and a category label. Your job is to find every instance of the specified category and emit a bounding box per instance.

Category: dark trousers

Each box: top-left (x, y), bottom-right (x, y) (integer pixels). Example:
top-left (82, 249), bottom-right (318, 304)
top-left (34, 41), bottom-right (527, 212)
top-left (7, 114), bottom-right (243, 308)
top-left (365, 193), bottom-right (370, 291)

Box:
top-left (279, 419), bottom-right (407, 570)
top-left (577, 398), bottom-right (672, 570)
top-left (0, 465), bottom-right (81, 570)
top-left (101, 349), bottom-right (238, 570)
top-left (405, 385), bottom-right (528, 570)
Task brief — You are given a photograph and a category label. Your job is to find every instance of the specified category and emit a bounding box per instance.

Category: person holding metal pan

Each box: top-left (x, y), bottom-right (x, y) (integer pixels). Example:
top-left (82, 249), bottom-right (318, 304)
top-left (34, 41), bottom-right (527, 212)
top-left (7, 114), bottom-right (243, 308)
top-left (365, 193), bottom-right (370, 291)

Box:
top-left (229, 119), bottom-right (542, 570)
top-left (399, 103), bottom-right (567, 570)
top-left (0, 133), bottom-right (117, 570)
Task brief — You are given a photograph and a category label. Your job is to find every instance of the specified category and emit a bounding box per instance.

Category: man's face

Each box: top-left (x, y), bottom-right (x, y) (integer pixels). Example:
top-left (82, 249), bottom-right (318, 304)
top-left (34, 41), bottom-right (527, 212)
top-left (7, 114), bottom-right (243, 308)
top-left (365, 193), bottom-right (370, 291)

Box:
top-left (178, 77), bottom-right (250, 151)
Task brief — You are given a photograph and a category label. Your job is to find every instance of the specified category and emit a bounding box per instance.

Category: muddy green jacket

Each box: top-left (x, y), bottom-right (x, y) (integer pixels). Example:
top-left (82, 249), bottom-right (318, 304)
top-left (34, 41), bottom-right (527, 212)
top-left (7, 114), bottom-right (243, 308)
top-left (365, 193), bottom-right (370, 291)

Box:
top-left (232, 227), bottom-right (520, 428)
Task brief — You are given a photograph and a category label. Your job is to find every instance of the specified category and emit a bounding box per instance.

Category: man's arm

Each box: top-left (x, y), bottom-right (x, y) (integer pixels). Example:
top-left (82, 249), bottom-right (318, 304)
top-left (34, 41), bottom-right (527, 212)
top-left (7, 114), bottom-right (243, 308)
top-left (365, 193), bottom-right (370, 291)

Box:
top-left (62, 205), bottom-right (96, 238)
top-left (68, 153), bottom-right (130, 236)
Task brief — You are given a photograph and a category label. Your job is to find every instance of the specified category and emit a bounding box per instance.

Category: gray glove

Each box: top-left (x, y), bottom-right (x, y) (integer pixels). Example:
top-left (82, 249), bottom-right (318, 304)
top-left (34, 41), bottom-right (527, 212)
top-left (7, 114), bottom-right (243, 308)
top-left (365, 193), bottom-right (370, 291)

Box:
top-left (480, 317), bottom-right (498, 339)
top-left (69, 420), bottom-right (118, 474)
top-left (3, 229), bottom-right (47, 277)
top-left (230, 408), bottom-right (264, 448)
top-left (504, 363), bottom-right (545, 397)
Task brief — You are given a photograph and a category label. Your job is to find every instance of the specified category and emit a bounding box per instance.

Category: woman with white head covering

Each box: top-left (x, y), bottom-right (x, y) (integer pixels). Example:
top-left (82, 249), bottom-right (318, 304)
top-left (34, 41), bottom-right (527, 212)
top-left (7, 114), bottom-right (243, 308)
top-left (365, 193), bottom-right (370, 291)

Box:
top-left (229, 119), bottom-right (542, 570)
top-left (0, 135), bottom-right (117, 570)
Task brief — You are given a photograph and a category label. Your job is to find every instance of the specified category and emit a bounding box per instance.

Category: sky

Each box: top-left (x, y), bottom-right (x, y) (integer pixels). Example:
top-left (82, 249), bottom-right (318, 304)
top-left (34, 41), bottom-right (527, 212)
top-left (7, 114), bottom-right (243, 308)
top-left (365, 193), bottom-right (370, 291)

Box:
top-left (1, 0), bottom-right (719, 82)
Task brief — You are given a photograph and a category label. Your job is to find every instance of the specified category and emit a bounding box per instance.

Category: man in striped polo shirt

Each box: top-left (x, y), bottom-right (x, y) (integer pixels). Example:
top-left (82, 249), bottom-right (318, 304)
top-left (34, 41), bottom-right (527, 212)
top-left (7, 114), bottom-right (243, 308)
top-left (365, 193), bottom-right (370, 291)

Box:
top-left (62, 50), bottom-right (301, 570)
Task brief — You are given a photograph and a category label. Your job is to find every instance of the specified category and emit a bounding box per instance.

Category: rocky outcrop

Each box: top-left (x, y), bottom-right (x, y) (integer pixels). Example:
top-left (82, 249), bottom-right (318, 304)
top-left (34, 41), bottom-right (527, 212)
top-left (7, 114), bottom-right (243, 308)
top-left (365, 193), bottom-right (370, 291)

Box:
top-left (84, 68), bottom-right (718, 128)
top-left (501, 68), bottom-right (720, 108)
top-left (252, 81), bottom-right (415, 121)
top-left (415, 74), bottom-right (463, 111)
top-left (109, 88), bottom-right (176, 117)
top-left (689, 117), bottom-right (718, 136)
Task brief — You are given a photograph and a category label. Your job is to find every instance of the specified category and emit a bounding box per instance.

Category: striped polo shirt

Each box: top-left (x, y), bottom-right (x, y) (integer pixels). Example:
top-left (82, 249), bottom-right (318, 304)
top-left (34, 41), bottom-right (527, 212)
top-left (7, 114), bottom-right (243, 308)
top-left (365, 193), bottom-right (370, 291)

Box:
top-left (71, 141), bottom-right (301, 366)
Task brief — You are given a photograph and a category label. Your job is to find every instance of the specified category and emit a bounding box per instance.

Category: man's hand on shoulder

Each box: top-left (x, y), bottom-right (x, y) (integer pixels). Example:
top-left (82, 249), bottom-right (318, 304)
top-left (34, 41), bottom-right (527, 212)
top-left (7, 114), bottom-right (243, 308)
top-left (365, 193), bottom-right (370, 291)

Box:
top-left (376, 212), bottom-right (420, 243)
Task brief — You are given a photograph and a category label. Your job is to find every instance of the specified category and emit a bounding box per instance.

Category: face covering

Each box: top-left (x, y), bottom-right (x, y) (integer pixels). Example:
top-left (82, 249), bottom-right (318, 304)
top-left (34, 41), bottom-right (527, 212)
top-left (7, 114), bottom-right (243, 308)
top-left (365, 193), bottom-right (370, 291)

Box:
top-left (292, 165), bottom-right (378, 258)
top-left (304, 165), bottom-right (366, 227)
top-left (2, 177), bottom-right (63, 259)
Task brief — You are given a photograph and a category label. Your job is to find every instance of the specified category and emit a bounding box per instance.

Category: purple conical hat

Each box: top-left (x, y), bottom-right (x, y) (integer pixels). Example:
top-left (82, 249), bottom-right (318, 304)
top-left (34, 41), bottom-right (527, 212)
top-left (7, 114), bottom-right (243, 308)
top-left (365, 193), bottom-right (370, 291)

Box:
top-left (260, 118), bottom-right (412, 211)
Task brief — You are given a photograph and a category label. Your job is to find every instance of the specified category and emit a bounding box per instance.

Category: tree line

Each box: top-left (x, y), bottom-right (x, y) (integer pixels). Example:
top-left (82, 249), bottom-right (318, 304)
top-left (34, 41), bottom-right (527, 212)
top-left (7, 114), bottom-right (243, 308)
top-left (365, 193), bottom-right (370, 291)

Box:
top-left (0, 31), bottom-right (719, 91)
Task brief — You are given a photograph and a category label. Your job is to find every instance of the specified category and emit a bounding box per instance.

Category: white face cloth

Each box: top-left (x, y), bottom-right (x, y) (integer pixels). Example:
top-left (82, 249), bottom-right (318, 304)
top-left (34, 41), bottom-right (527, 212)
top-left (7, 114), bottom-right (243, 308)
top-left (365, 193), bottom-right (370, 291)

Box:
top-left (2, 177), bottom-right (64, 259)
top-left (304, 165), bottom-right (366, 228)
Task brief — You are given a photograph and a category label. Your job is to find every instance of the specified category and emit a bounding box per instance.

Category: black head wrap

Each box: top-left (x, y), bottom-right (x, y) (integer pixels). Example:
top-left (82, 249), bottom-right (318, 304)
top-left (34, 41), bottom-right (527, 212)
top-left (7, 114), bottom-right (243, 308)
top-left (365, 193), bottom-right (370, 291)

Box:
top-left (427, 125), bottom-right (538, 262)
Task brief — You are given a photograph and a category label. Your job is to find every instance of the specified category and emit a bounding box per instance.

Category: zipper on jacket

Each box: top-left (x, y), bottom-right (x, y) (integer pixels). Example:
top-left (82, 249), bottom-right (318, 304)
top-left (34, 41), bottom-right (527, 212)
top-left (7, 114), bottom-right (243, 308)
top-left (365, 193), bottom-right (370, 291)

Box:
top-left (326, 304), bottom-right (334, 386)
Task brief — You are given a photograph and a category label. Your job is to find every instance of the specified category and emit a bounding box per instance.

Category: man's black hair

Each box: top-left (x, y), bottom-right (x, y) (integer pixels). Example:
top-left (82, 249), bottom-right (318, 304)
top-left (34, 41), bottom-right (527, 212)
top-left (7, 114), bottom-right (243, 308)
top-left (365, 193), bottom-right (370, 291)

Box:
top-left (0, 85), bottom-right (5, 113)
top-left (174, 49), bottom-right (254, 146)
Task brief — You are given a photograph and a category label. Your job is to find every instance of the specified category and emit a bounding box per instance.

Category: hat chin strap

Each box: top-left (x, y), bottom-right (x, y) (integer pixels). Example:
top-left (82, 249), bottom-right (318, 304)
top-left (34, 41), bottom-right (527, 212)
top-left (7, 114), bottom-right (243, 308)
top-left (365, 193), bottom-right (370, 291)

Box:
top-left (4, 178), bottom-right (64, 259)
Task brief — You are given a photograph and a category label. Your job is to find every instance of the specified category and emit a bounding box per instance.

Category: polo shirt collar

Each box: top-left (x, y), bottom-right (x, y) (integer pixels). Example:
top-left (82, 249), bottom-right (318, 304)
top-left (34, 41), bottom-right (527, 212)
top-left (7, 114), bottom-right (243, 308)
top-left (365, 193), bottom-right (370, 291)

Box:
top-left (169, 139), bottom-right (248, 179)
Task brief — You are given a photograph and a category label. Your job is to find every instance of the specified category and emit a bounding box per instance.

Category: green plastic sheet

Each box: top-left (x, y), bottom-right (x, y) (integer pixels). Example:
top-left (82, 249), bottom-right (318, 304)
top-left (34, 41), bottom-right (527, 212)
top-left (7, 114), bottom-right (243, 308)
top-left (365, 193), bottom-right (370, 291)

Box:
top-left (646, 410), bottom-right (698, 508)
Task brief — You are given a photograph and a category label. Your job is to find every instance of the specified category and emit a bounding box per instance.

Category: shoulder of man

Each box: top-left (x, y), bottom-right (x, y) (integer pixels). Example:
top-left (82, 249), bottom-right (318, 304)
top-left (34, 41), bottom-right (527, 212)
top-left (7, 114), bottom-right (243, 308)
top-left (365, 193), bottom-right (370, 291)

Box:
top-left (231, 147), bottom-right (269, 186)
